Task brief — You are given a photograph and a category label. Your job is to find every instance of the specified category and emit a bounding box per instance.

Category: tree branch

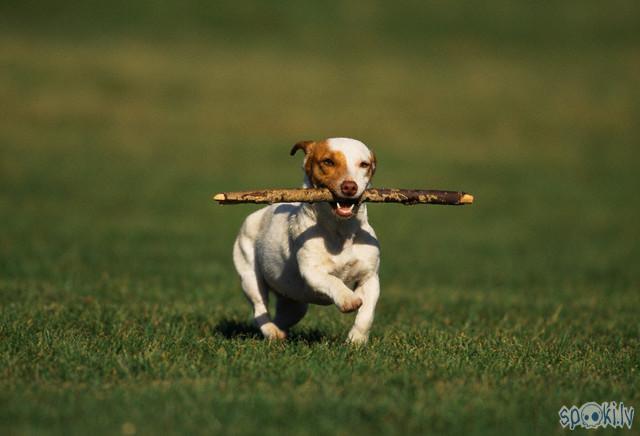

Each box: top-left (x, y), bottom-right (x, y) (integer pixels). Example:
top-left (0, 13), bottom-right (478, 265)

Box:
top-left (213, 188), bottom-right (473, 205)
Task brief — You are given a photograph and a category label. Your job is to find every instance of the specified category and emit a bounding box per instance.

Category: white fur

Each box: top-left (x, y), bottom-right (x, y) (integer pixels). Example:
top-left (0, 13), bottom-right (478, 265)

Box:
top-left (232, 138), bottom-right (381, 344)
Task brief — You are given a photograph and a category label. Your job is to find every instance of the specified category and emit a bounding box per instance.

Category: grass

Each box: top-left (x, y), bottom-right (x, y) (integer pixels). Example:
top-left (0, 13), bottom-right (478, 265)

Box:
top-left (1, 2), bottom-right (640, 434)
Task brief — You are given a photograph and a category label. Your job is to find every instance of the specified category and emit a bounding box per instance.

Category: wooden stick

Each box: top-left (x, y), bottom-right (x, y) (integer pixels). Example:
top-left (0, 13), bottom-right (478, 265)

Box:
top-left (213, 188), bottom-right (473, 205)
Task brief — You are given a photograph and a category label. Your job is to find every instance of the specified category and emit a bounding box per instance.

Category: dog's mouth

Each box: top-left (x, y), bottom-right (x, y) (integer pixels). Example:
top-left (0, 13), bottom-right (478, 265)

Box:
top-left (312, 183), bottom-right (362, 219)
top-left (329, 198), bottom-right (360, 219)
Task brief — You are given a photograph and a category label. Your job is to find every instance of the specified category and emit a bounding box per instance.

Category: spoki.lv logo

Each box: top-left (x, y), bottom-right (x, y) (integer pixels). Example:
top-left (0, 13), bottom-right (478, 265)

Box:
top-left (559, 401), bottom-right (634, 430)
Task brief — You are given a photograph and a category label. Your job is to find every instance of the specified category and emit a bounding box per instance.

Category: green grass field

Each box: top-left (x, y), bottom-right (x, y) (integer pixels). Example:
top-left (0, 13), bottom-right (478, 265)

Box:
top-left (1, 2), bottom-right (639, 435)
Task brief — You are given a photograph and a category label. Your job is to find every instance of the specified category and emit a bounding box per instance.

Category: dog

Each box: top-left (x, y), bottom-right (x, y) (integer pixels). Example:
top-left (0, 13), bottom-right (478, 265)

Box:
top-left (232, 137), bottom-right (380, 344)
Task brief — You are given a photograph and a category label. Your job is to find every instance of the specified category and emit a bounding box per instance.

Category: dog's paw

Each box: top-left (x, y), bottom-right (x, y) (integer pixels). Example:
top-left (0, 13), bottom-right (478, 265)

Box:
top-left (260, 323), bottom-right (287, 340)
top-left (347, 328), bottom-right (369, 345)
top-left (337, 296), bottom-right (363, 313)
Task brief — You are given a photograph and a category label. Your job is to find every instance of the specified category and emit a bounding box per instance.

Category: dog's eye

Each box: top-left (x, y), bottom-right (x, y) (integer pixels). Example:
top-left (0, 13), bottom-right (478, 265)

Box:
top-left (360, 162), bottom-right (370, 169)
top-left (322, 159), bottom-right (334, 167)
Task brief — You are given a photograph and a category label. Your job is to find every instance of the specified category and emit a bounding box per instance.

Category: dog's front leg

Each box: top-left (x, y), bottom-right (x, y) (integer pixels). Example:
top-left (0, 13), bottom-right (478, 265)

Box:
top-left (298, 263), bottom-right (363, 313)
top-left (347, 274), bottom-right (380, 345)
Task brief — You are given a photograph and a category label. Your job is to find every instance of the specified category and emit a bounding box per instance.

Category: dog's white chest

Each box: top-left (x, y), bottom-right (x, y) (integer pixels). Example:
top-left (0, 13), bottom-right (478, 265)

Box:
top-left (324, 240), bottom-right (373, 289)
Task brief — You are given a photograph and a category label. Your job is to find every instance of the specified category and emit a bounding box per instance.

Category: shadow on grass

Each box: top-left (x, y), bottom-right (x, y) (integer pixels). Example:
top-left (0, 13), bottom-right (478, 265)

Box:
top-left (214, 318), bottom-right (328, 344)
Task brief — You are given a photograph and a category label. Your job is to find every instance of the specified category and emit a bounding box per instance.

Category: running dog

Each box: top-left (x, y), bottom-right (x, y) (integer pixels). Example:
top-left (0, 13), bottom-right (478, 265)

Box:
top-left (232, 138), bottom-right (380, 344)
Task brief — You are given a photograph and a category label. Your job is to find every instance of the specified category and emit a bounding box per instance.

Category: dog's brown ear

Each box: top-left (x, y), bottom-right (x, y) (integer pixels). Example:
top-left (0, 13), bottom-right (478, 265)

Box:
top-left (290, 140), bottom-right (314, 156)
top-left (369, 150), bottom-right (377, 178)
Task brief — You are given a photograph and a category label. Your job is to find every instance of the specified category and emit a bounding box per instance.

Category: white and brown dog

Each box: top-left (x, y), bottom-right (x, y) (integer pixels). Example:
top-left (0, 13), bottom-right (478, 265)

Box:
top-left (232, 137), bottom-right (380, 344)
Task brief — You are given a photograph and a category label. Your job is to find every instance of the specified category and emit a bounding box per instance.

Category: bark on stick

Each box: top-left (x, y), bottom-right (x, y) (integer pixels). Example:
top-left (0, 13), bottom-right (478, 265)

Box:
top-left (213, 188), bottom-right (473, 205)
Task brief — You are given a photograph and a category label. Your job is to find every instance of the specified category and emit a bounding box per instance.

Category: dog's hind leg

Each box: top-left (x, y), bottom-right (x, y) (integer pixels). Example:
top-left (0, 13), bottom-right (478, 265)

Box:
top-left (233, 236), bottom-right (286, 340)
top-left (274, 295), bottom-right (308, 332)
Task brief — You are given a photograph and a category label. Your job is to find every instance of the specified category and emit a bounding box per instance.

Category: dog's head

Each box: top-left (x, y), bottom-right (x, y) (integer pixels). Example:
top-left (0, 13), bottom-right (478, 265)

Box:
top-left (290, 137), bottom-right (376, 219)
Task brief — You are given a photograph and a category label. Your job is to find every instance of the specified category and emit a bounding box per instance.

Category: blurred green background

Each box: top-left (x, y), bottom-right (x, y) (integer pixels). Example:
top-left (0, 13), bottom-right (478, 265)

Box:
top-left (1, 1), bottom-right (639, 435)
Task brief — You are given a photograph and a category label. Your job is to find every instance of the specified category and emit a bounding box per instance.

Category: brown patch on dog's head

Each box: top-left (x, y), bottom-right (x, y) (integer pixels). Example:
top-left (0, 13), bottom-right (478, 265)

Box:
top-left (367, 150), bottom-right (377, 179)
top-left (297, 140), bottom-right (348, 193)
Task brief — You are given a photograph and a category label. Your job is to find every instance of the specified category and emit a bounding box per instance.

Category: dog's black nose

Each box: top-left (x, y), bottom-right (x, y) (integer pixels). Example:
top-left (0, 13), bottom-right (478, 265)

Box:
top-left (340, 180), bottom-right (358, 197)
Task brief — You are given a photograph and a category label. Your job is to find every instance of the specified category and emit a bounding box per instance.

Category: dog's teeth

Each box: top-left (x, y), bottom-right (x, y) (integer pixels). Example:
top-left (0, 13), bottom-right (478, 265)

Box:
top-left (336, 202), bottom-right (354, 212)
